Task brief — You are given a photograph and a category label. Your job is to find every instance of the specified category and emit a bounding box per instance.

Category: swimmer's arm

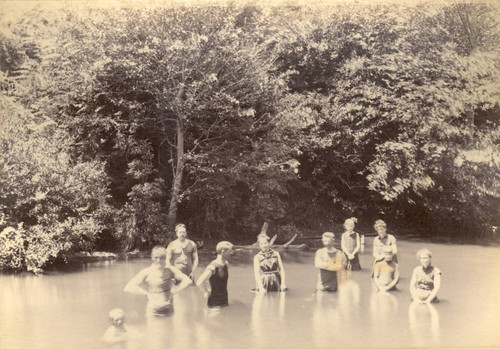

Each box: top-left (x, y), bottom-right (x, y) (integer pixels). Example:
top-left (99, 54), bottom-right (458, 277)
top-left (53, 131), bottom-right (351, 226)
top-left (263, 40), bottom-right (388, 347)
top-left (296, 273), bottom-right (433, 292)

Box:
top-left (314, 250), bottom-right (328, 269)
top-left (165, 242), bottom-right (174, 267)
top-left (409, 269), bottom-right (419, 301)
top-left (171, 266), bottom-right (192, 294)
top-left (191, 243), bottom-right (199, 278)
top-left (382, 263), bottom-right (399, 291)
top-left (373, 264), bottom-right (382, 290)
top-left (277, 252), bottom-right (286, 290)
top-left (124, 269), bottom-right (148, 296)
top-left (391, 236), bottom-right (398, 255)
top-left (253, 255), bottom-right (265, 292)
top-left (425, 273), bottom-right (441, 303)
top-left (196, 266), bottom-right (214, 295)
top-left (352, 233), bottom-right (361, 256)
top-left (340, 234), bottom-right (349, 257)
top-left (373, 240), bottom-right (382, 260)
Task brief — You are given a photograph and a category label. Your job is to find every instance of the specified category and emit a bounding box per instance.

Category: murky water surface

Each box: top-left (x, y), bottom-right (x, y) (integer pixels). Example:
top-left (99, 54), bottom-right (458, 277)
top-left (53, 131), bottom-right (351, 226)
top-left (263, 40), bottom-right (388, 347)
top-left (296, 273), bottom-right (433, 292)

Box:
top-left (1, 238), bottom-right (499, 348)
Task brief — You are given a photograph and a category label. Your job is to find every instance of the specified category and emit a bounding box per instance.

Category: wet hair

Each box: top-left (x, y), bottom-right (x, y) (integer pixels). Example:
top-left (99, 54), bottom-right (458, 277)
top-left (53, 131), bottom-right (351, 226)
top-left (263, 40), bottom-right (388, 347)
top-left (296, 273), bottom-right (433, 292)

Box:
top-left (108, 308), bottom-right (125, 321)
top-left (175, 223), bottom-right (186, 233)
top-left (322, 232), bottom-right (335, 239)
top-left (216, 241), bottom-right (234, 254)
top-left (374, 220), bottom-right (386, 229)
top-left (151, 245), bottom-right (167, 258)
top-left (416, 248), bottom-right (432, 259)
top-left (344, 217), bottom-right (357, 228)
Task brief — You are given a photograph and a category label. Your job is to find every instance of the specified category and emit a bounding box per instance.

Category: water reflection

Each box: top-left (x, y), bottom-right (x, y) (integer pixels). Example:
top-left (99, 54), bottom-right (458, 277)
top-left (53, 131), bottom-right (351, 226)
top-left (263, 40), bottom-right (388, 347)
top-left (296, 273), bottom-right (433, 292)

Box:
top-left (369, 291), bottom-right (399, 347)
top-left (408, 301), bottom-right (440, 347)
top-left (312, 291), bottom-right (341, 348)
top-left (338, 273), bottom-right (360, 321)
top-left (251, 292), bottom-right (287, 348)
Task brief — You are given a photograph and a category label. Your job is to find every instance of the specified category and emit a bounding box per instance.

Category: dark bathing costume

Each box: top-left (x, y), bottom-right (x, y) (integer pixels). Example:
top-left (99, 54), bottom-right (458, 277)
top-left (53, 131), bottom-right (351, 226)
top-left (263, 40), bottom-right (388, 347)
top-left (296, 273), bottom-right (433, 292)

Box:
top-left (319, 249), bottom-right (345, 292)
top-left (256, 249), bottom-right (282, 292)
top-left (207, 262), bottom-right (229, 308)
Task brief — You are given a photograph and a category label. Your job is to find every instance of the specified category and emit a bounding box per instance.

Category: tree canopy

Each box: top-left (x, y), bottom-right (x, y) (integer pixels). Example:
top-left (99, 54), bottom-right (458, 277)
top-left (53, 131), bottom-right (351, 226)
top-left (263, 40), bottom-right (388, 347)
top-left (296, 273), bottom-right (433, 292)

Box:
top-left (1, 1), bottom-right (498, 272)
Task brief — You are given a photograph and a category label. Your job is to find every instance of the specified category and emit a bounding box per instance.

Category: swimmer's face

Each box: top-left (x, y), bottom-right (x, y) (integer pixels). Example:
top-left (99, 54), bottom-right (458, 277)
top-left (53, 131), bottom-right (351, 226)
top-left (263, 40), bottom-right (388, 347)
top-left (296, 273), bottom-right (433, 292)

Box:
top-left (176, 228), bottom-right (187, 241)
top-left (259, 240), bottom-right (270, 252)
top-left (419, 254), bottom-right (432, 268)
top-left (383, 251), bottom-right (393, 261)
top-left (375, 225), bottom-right (387, 238)
top-left (322, 236), bottom-right (334, 247)
top-left (344, 221), bottom-right (355, 232)
top-left (151, 251), bottom-right (166, 267)
top-left (222, 248), bottom-right (234, 259)
top-left (111, 315), bottom-right (125, 327)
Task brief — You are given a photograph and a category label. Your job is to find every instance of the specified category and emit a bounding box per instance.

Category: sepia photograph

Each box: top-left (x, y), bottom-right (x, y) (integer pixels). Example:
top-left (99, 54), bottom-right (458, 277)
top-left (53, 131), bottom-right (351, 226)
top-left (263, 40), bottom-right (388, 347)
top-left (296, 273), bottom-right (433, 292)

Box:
top-left (0, 0), bottom-right (499, 348)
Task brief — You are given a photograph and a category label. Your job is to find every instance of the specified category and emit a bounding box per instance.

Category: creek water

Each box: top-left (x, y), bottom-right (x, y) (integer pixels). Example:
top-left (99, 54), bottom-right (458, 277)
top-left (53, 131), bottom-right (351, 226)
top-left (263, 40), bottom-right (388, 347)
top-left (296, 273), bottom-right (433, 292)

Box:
top-left (1, 238), bottom-right (499, 349)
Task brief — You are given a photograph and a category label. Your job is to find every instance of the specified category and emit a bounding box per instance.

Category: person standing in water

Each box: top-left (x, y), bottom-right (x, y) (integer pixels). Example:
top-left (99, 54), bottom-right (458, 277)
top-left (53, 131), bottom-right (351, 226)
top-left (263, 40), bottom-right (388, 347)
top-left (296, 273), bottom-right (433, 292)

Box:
top-left (196, 241), bottom-right (234, 308)
top-left (372, 219), bottom-right (398, 264)
top-left (124, 246), bottom-right (192, 316)
top-left (166, 223), bottom-right (199, 280)
top-left (373, 245), bottom-right (400, 292)
top-left (253, 237), bottom-right (287, 293)
top-left (315, 232), bottom-right (347, 292)
top-left (410, 248), bottom-right (442, 303)
top-left (341, 217), bottom-right (362, 270)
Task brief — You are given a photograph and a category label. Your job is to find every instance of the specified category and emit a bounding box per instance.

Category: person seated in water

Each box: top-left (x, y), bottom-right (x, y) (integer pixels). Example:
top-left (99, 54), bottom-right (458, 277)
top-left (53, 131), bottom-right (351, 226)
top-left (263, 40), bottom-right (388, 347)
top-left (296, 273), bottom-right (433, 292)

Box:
top-left (166, 223), bottom-right (199, 279)
top-left (315, 232), bottom-right (347, 292)
top-left (372, 220), bottom-right (398, 263)
top-left (410, 248), bottom-right (442, 303)
top-left (124, 246), bottom-right (192, 316)
top-left (373, 246), bottom-right (400, 292)
top-left (341, 217), bottom-right (362, 270)
top-left (101, 308), bottom-right (136, 346)
top-left (196, 241), bottom-right (234, 308)
top-left (253, 237), bottom-right (287, 293)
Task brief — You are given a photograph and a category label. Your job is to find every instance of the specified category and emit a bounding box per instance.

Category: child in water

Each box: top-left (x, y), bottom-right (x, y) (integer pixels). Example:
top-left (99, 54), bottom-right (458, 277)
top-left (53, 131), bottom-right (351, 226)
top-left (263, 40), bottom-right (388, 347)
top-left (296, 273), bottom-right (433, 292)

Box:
top-left (341, 217), bottom-right (362, 270)
top-left (101, 308), bottom-right (136, 347)
top-left (410, 248), bottom-right (442, 303)
top-left (373, 245), bottom-right (400, 292)
top-left (315, 232), bottom-right (347, 292)
top-left (196, 241), bottom-right (234, 308)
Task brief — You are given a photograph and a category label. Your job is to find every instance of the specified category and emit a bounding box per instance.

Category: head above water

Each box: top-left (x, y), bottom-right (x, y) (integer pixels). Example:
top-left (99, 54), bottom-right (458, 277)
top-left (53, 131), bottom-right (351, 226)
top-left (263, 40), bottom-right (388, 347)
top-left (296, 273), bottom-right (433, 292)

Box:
top-left (344, 217), bottom-right (357, 231)
top-left (417, 248), bottom-right (433, 268)
top-left (374, 220), bottom-right (387, 237)
top-left (151, 246), bottom-right (167, 266)
top-left (216, 241), bottom-right (234, 256)
top-left (322, 232), bottom-right (335, 246)
top-left (259, 238), bottom-right (270, 252)
top-left (175, 223), bottom-right (187, 240)
top-left (108, 308), bottom-right (126, 326)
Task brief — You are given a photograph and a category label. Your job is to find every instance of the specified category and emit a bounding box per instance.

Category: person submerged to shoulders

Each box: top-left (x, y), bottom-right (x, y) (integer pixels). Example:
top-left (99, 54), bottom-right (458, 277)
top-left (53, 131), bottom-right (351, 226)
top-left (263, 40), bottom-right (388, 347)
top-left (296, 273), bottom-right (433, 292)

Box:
top-left (373, 245), bottom-right (400, 292)
top-left (315, 232), bottom-right (347, 292)
top-left (196, 241), bottom-right (234, 308)
top-left (253, 237), bottom-right (287, 293)
top-left (101, 308), bottom-right (139, 348)
top-left (410, 248), bottom-right (442, 303)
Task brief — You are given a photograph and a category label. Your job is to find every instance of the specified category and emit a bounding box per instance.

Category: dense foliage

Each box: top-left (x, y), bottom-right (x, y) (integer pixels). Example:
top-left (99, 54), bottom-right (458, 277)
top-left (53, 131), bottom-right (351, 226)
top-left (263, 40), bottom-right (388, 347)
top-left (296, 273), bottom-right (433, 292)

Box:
top-left (0, 1), bottom-right (498, 271)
